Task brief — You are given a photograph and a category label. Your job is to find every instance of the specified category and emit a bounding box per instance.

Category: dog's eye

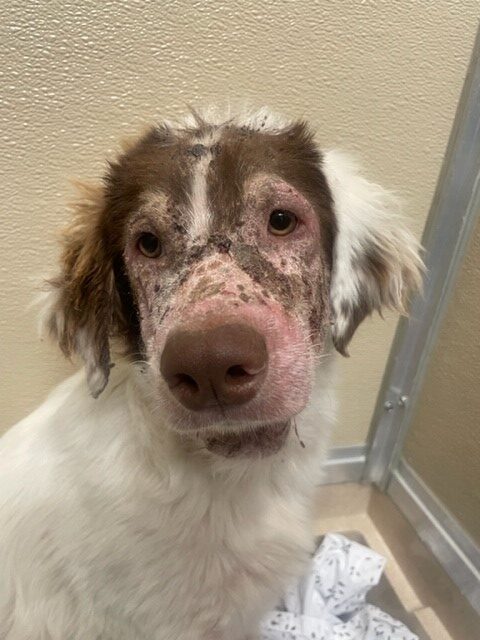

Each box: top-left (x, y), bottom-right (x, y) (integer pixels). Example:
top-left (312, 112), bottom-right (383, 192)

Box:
top-left (137, 232), bottom-right (162, 258)
top-left (268, 210), bottom-right (297, 236)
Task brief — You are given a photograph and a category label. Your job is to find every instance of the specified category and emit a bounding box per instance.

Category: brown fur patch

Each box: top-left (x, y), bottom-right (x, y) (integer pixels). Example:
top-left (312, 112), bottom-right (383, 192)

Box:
top-left (205, 422), bottom-right (290, 457)
top-left (206, 122), bottom-right (336, 266)
top-left (47, 181), bottom-right (140, 375)
top-left (332, 298), bottom-right (371, 357)
top-left (232, 243), bottom-right (298, 307)
top-left (363, 247), bottom-right (391, 293)
top-left (48, 115), bottom-right (337, 392)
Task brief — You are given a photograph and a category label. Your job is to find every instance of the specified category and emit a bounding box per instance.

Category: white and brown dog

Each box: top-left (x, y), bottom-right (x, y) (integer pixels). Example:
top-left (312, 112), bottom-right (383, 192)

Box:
top-left (0, 108), bottom-right (422, 639)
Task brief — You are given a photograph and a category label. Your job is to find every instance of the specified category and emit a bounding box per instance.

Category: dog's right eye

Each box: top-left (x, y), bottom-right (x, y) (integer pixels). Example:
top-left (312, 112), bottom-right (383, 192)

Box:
top-left (137, 232), bottom-right (162, 258)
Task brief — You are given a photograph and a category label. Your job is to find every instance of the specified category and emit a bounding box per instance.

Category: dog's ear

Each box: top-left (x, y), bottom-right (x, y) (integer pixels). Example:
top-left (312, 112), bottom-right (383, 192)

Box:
top-left (323, 150), bottom-right (424, 356)
top-left (40, 183), bottom-right (123, 397)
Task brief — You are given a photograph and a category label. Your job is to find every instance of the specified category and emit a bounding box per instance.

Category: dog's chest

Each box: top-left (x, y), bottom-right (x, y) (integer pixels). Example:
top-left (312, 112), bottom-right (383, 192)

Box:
top-left (90, 469), bottom-right (312, 638)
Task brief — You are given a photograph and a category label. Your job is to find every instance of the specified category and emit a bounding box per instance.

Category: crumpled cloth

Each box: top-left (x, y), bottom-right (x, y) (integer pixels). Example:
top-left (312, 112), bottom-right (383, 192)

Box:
top-left (261, 533), bottom-right (418, 640)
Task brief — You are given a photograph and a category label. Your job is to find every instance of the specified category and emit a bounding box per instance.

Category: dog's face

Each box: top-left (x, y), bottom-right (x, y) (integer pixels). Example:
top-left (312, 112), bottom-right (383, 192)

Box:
top-left (44, 109), bottom-right (422, 456)
top-left (119, 121), bottom-right (335, 449)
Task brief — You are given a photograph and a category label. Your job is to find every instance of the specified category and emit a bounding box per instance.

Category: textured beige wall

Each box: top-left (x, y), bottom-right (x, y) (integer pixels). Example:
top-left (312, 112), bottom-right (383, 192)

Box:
top-left (0, 1), bottom-right (477, 442)
top-left (404, 214), bottom-right (480, 545)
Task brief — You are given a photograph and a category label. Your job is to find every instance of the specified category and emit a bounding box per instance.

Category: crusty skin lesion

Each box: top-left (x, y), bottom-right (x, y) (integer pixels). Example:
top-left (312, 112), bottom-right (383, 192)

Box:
top-left (117, 123), bottom-right (336, 368)
top-left (52, 110), bottom-right (428, 437)
top-left (41, 115), bottom-right (337, 413)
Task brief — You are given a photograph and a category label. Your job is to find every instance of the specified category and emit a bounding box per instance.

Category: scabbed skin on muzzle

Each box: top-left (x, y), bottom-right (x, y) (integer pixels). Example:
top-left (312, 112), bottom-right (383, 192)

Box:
top-left (123, 174), bottom-right (333, 456)
top-left (154, 255), bottom-right (322, 424)
top-left (44, 108), bottom-right (423, 458)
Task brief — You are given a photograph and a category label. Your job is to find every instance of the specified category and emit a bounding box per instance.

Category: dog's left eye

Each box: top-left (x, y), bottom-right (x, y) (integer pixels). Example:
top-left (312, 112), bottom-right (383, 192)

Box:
top-left (137, 232), bottom-right (162, 258)
top-left (268, 210), bottom-right (297, 236)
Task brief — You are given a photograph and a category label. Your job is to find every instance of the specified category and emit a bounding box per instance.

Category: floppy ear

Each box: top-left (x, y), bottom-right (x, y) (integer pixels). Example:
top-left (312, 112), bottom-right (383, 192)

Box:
top-left (40, 183), bottom-right (123, 397)
top-left (322, 150), bottom-right (424, 356)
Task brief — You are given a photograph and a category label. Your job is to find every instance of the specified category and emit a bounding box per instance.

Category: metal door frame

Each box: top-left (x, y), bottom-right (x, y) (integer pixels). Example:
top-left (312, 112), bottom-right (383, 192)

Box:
top-left (364, 25), bottom-right (480, 489)
top-left (362, 25), bottom-right (480, 614)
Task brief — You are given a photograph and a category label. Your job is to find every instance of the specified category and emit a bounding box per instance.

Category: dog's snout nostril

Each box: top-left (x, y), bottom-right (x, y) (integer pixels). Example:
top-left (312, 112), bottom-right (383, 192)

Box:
top-left (225, 363), bottom-right (265, 383)
top-left (160, 323), bottom-right (268, 411)
top-left (226, 365), bottom-right (251, 383)
top-left (226, 365), bottom-right (248, 379)
top-left (172, 374), bottom-right (199, 393)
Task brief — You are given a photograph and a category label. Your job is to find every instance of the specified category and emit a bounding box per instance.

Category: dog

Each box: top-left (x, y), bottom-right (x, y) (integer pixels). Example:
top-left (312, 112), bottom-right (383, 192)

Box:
top-left (0, 107), bottom-right (423, 639)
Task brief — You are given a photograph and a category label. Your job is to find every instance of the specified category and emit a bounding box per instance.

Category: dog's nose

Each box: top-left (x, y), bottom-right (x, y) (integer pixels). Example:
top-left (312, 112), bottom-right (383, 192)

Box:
top-left (160, 323), bottom-right (268, 411)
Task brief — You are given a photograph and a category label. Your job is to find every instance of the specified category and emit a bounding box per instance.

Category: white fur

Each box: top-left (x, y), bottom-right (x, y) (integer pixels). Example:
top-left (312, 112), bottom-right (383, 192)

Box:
top-left (323, 149), bottom-right (423, 349)
top-left (188, 157), bottom-right (212, 240)
top-left (0, 358), bottom-right (335, 640)
top-left (187, 130), bottom-right (222, 241)
top-left (165, 104), bottom-right (290, 134)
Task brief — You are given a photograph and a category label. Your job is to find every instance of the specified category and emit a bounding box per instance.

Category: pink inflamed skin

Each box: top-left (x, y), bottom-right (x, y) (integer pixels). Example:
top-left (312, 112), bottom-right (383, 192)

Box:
top-left (123, 173), bottom-right (332, 455)
top-left (43, 119), bottom-right (340, 459)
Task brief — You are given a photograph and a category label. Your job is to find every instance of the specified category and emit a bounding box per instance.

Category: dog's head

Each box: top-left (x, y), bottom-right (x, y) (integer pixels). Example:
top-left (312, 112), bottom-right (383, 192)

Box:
top-left (42, 109), bottom-right (423, 456)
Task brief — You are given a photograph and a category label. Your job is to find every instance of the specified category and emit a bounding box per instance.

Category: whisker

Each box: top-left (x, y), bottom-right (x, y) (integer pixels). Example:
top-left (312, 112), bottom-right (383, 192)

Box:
top-left (293, 418), bottom-right (306, 449)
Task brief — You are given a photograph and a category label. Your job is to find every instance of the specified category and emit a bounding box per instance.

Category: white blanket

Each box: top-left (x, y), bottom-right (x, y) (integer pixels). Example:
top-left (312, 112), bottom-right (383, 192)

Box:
top-left (261, 533), bottom-right (418, 640)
